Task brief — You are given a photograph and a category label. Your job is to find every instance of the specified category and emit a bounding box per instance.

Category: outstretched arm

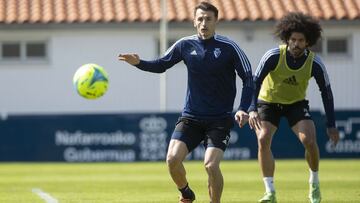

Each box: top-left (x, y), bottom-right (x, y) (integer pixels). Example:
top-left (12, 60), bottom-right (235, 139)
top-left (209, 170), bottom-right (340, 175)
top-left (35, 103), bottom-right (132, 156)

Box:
top-left (118, 39), bottom-right (183, 73)
top-left (118, 53), bottom-right (170, 73)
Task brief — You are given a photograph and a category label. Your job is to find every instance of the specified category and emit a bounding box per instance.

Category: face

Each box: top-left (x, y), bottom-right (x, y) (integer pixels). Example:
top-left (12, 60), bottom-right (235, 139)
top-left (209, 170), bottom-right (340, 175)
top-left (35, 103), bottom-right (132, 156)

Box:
top-left (287, 32), bottom-right (309, 58)
top-left (193, 9), bottom-right (217, 39)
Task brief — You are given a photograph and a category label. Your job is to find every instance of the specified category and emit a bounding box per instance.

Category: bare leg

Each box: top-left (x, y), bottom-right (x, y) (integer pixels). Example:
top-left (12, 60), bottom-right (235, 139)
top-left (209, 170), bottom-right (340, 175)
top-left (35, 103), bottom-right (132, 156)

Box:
top-left (256, 121), bottom-right (278, 178)
top-left (292, 120), bottom-right (319, 172)
top-left (166, 139), bottom-right (189, 189)
top-left (292, 120), bottom-right (322, 202)
top-left (204, 147), bottom-right (224, 203)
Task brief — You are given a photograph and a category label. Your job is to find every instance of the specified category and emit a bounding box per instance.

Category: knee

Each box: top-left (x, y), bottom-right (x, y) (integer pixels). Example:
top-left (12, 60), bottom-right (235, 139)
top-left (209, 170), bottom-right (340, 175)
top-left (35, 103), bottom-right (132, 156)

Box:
top-left (300, 134), bottom-right (317, 148)
top-left (257, 131), bottom-right (272, 149)
top-left (166, 153), bottom-right (182, 168)
top-left (204, 161), bottom-right (220, 175)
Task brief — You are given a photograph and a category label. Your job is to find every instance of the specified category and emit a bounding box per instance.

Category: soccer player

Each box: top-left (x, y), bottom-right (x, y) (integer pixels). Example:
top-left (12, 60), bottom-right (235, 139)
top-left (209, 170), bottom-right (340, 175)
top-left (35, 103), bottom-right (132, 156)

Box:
top-left (118, 2), bottom-right (253, 203)
top-left (247, 12), bottom-right (340, 203)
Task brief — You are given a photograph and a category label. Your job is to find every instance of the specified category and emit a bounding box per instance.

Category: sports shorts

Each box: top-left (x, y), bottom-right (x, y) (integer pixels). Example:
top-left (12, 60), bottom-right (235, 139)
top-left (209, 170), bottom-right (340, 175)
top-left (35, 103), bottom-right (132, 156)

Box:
top-left (257, 99), bottom-right (312, 128)
top-left (171, 116), bottom-right (234, 152)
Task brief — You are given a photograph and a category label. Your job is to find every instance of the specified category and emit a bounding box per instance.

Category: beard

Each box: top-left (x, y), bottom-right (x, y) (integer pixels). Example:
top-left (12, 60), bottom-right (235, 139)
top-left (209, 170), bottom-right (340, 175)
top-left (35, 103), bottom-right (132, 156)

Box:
top-left (289, 46), bottom-right (305, 58)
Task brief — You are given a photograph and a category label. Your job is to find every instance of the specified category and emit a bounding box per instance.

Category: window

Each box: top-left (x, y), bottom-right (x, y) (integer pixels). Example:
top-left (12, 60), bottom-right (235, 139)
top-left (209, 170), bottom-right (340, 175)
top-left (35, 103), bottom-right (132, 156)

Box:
top-left (2, 43), bottom-right (21, 58)
top-left (1, 41), bottom-right (47, 61)
top-left (309, 36), bottom-right (350, 57)
top-left (327, 38), bottom-right (347, 53)
top-left (26, 43), bottom-right (46, 57)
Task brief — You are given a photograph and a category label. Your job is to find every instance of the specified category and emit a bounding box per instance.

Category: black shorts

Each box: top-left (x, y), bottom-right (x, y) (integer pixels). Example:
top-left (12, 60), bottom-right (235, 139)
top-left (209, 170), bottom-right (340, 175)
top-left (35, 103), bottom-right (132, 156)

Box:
top-left (257, 100), bottom-right (312, 128)
top-left (171, 116), bottom-right (234, 152)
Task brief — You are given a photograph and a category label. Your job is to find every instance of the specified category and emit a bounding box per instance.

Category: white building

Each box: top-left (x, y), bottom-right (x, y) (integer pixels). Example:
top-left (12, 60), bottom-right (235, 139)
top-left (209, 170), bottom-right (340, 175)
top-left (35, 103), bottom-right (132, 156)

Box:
top-left (0, 0), bottom-right (359, 116)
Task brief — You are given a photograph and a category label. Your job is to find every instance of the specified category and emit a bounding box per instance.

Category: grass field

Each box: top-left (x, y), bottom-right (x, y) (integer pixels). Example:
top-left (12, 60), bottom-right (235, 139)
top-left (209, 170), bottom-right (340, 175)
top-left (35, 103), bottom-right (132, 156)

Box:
top-left (0, 159), bottom-right (359, 203)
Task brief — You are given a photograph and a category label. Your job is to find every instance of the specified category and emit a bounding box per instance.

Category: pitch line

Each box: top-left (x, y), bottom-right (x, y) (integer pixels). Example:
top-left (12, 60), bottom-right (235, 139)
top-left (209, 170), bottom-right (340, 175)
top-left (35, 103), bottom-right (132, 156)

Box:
top-left (32, 188), bottom-right (58, 203)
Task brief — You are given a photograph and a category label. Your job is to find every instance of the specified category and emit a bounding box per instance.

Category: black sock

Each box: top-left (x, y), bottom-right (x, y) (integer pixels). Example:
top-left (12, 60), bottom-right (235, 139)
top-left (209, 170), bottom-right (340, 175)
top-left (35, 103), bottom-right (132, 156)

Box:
top-left (179, 183), bottom-right (195, 199)
top-left (179, 183), bottom-right (189, 193)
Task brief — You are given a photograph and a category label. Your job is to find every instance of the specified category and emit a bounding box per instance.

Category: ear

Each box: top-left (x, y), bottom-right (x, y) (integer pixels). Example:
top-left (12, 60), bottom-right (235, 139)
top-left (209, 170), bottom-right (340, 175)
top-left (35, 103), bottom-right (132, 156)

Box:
top-left (193, 19), bottom-right (196, 28)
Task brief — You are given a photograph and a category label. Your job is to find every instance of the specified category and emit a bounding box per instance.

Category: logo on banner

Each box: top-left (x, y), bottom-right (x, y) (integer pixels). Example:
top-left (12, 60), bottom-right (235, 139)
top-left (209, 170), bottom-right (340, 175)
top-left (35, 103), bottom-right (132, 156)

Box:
top-left (55, 130), bottom-right (137, 162)
top-left (139, 116), bottom-right (168, 160)
top-left (327, 117), bottom-right (360, 153)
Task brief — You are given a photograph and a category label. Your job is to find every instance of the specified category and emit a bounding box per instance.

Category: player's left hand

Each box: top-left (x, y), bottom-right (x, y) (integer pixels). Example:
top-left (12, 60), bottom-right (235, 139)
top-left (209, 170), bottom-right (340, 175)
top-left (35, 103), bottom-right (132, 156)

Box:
top-left (234, 110), bottom-right (249, 128)
top-left (327, 127), bottom-right (340, 147)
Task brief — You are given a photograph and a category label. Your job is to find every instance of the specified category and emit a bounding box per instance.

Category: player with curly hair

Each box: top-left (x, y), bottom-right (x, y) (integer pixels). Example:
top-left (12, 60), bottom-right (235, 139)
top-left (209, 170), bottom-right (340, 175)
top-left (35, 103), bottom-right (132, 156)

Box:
top-left (248, 12), bottom-right (340, 203)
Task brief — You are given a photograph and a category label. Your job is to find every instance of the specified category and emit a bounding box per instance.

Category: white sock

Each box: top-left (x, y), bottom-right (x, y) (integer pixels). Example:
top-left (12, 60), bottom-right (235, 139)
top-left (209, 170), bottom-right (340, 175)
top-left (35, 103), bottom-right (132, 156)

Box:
top-left (309, 169), bottom-right (319, 184)
top-left (263, 177), bottom-right (275, 193)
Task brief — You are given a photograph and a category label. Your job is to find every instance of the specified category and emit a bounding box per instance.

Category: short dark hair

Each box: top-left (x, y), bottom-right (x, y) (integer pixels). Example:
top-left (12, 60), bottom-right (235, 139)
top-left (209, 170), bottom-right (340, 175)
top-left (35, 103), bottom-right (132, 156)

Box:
top-left (194, 1), bottom-right (218, 19)
top-left (275, 12), bottom-right (322, 47)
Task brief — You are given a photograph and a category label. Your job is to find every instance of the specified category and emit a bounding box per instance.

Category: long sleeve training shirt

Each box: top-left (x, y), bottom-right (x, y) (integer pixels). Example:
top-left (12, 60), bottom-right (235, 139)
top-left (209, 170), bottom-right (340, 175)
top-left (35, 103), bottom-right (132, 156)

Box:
top-left (250, 47), bottom-right (336, 127)
top-left (135, 34), bottom-right (253, 119)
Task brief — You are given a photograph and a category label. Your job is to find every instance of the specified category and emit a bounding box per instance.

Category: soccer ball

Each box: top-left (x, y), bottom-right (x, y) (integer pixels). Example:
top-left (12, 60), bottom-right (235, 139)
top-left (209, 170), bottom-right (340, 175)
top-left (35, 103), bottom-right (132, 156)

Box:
top-left (73, 63), bottom-right (109, 99)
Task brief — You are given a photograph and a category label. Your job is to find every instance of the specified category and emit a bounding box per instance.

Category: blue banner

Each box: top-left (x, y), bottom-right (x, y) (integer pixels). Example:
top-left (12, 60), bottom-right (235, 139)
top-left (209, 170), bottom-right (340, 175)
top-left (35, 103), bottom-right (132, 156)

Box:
top-left (0, 111), bottom-right (359, 162)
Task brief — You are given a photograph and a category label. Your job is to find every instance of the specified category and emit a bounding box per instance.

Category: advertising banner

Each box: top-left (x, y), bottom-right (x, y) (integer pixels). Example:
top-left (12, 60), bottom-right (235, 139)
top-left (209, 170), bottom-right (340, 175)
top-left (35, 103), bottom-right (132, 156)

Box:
top-left (0, 111), bottom-right (359, 162)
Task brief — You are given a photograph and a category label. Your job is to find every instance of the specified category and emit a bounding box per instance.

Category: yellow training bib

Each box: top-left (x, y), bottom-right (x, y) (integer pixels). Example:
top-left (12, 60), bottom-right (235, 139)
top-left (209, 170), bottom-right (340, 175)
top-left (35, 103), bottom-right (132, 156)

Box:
top-left (258, 45), bottom-right (314, 104)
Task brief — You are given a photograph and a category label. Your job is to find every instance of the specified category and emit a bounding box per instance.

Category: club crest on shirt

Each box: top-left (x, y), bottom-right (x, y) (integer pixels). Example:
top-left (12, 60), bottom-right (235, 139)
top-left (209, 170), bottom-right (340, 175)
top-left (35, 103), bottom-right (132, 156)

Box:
top-left (213, 48), bottom-right (221, 58)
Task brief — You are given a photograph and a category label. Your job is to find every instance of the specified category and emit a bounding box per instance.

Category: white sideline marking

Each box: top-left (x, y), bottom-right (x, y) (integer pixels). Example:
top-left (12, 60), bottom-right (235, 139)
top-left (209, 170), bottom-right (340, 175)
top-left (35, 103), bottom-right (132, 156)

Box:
top-left (32, 188), bottom-right (59, 203)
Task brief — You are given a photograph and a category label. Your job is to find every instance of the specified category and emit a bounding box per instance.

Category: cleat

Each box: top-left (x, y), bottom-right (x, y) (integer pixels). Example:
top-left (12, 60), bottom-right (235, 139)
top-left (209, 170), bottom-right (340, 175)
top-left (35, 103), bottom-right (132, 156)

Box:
top-left (309, 183), bottom-right (321, 203)
top-left (179, 197), bottom-right (194, 203)
top-left (258, 192), bottom-right (277, 203)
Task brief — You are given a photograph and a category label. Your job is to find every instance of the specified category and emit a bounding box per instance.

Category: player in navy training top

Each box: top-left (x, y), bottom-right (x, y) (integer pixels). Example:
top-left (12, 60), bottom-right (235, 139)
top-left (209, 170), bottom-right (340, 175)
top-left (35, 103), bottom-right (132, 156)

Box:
top-left (119, 2), bottom-right (253, 203)
top-left (247, 12), bottom-right (339, 203)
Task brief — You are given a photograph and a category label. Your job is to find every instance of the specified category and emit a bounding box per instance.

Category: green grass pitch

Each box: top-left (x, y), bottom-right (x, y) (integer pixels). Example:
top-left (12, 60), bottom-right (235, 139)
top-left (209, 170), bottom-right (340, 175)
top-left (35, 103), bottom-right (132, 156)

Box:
top-left (0, 159), bottom-right (359, 202)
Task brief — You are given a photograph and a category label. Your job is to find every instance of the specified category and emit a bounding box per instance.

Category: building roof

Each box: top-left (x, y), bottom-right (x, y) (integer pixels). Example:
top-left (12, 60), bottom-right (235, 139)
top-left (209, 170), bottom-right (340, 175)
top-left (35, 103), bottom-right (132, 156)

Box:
top-left (0, 0), bottom-right (359, 24)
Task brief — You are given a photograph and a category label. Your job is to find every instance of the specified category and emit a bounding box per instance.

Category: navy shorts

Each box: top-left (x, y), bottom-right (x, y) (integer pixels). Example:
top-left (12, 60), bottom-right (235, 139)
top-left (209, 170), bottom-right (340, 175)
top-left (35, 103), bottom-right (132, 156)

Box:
top-left (171, 116), bottom-right (234, 152)
top-left (257, 100), bottom-right (312, 128)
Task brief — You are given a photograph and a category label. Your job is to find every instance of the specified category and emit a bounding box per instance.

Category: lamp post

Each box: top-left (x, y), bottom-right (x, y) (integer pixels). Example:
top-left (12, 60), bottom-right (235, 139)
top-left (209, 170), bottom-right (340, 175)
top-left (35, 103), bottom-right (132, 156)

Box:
top-left (159, 0), bottom-right (168, 112)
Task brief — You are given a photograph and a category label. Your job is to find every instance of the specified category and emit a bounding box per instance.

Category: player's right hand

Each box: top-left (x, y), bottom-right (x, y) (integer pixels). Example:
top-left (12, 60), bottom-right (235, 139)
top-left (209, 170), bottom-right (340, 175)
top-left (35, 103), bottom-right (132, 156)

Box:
top-left (248, 111), bottom-right (262, 131)
top-left (234, 110), bottom-right (249, 128)
top-left (118, 54), bottom-right (140, 65)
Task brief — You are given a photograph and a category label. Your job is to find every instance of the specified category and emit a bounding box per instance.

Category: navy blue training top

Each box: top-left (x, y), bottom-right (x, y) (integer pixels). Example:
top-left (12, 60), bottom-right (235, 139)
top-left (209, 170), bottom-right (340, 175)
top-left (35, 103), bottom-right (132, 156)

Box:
top-left (249, 47), bottom-right (336, 127)
top-left (135, 34), bottom-right (253, 119)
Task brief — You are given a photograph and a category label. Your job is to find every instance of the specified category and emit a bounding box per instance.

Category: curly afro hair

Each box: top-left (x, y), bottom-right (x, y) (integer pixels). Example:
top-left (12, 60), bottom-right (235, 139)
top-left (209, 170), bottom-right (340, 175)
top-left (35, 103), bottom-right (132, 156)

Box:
top-left (275, 12), bottom-right (322, 47)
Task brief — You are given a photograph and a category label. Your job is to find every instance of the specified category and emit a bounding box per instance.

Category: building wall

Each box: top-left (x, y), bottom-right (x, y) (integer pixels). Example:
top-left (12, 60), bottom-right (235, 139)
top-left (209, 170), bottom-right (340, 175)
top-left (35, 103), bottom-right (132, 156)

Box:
top-left (317, 25), bottom-right (360, 110)
top-left (0, 23), bottom-right (359, 116)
